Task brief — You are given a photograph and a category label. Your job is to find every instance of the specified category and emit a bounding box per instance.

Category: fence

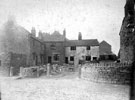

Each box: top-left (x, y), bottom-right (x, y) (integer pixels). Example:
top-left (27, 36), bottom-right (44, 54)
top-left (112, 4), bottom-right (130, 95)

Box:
top-left (81, 62), bottom-right (132, 85)
top-left (18, 64), bottom-right (76, 78)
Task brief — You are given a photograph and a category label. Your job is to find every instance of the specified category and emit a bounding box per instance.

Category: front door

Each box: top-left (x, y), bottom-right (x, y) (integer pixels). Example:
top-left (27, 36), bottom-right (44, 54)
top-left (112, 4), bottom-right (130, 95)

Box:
top-left (65, 57), bottom-right (68, 64)
top-left (48, 56), bottom-right (52, 64)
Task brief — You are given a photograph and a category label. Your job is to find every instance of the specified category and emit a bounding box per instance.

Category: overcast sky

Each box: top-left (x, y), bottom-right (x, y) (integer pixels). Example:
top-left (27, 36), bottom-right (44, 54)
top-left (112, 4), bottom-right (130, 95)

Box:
top-left (0, 0), bottom-right (126, 54)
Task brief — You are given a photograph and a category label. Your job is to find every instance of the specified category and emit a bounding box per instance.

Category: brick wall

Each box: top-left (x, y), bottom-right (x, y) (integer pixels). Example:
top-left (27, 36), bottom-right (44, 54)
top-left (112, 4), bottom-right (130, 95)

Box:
top-left (81, 63), bottom-right (131, 85)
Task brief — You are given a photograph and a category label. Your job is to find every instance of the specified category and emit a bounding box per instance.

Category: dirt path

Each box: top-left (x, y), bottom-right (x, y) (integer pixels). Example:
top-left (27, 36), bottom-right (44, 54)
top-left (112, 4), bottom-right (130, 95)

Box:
top-left (0, 72), bottom-right (130, 100)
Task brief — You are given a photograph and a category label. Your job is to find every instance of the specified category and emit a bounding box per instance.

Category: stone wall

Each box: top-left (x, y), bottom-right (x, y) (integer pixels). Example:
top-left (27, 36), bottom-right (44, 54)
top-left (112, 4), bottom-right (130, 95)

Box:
top-left (81, 63), bottom-right (131, 85)
top-left (0, 52), bottom-right (11, 76)
top-left (44, 42), bottom-right (65, 65)
top-left (119, 0), bottom-right (134, 63)
top-left (10, 53), bottom-right (27, 75)
top-left (29, 35), bottom-right (45, 66)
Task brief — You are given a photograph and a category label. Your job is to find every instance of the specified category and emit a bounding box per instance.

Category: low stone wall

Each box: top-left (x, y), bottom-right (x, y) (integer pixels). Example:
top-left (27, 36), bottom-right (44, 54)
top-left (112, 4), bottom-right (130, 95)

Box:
top-left (19, 64), bottom-right (77, 78)
top-left (81, 63), bottom-right (132, 85)
top-left (19, 65), bottom-right (47, 78)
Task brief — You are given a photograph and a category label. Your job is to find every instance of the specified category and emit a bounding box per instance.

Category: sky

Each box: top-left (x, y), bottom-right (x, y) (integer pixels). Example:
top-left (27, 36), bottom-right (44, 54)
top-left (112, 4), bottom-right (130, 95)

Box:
top-left (0, 0), bottom-right (126, 54)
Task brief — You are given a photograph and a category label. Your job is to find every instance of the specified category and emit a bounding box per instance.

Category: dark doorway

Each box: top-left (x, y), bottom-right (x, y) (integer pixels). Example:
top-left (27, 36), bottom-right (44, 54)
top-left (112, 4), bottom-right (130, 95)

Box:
top-left (65, 57), bottom-right (68, 64)
top-left (35, 55), bottom-right (38, 65)
top-left (48, 56), bottom-right (52, 64)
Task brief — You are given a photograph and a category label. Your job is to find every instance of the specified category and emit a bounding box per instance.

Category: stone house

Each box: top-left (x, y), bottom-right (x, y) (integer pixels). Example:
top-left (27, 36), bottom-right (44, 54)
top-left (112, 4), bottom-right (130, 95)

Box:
top-left (0, 20), bottom-right (45, 76)
top-left (99, 40), bottom-right (116, 60)
top-left (119, 0), bottom-right (135, 63)
top-left (29, 28), bottom-right (45, 66)
top-left (43, 30), bottom-right (66, 65)
top-left (65, 34), bottom-right (99, 64)
top-left (44, 41), bottom-right (65, 65)
top-left (43, 31), bottom-right (99, 65)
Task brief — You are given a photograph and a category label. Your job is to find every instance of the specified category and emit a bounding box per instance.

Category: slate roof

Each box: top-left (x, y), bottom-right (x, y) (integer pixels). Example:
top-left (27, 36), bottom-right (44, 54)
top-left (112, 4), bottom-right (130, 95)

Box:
top-left (100, 40), bottom-right (111, 47)
top-left (65, 39), bottom-right (99, 47)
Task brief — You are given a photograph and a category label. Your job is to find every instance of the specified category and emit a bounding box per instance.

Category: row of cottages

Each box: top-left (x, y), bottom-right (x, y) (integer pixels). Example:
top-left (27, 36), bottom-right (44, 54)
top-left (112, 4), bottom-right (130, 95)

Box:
top-left (42, 31), bottom-right (115, 65)
top-left (119, 0), bottom-right (134, 63)
top-left (0, 19), bottom-right (115, 76)
top-left (0, 19), bottom-right (45, 76)
top-left (42, 31), bottom-right (100, 65)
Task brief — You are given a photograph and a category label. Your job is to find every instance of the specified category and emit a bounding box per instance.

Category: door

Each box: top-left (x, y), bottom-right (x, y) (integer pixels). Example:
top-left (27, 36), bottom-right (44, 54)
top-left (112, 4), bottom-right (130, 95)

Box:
top-left (48, 56), bottom-right (52, 64)
top-left (65, 57), bottom-right (68, 64)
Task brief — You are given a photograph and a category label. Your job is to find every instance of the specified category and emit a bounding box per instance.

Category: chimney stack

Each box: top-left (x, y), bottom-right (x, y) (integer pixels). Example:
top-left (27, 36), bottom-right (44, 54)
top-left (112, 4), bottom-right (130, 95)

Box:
top-left (31, 27), bottom-right (36, 37)
top-left (63, 29), bottom-right (66, 41)
top-left (78, 32), bottom-right (82, 40)
top-left (63, 29), bottom-right (66, 37)
top-left (38, 30), bottom-right (43, 40)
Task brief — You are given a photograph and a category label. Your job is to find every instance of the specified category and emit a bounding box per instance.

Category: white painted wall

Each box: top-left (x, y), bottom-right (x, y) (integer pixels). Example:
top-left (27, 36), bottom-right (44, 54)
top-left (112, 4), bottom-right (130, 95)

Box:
top-left (65, 46), bottom-right (99, 64)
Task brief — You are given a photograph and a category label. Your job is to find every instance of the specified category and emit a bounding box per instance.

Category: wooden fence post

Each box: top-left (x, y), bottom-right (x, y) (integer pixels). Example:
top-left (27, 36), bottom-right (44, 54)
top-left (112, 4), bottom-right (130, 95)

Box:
top-left (37, 66), bottom-right (40, 77)
top-left (47, 64), bottom-right (50, 76)
top-left (78, 64), bottom-right (81, 78)
top-left (20, 67), bottom-right (24, 78)
top-left (9, 67), bottom-right (13, 77)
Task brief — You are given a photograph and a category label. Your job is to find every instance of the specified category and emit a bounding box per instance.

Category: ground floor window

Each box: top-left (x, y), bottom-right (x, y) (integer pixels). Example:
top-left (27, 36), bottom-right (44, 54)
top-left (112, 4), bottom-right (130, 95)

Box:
top-left (93, 57), bottom-right (97, 61)
top-left (53, 54), bottom-right (60, 61)
top-left (70, 56), bottom-right (74, 61)
top-left (86, 56), bottom-right (91, 61)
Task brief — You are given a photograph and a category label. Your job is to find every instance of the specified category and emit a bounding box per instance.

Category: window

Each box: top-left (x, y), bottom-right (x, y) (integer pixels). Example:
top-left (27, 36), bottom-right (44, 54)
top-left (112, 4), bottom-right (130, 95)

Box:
top-left (86, 56), bottom-right (91, 61)
top-left (86, 46), bottom-right (91, 50)
top-left (70, 56), bottom-right (74, 61)
top-left (70, 46), bottom-right (76, 50)
top-left (50, 44), bottom-right (56, 50)
top-left (93, 57), bottom-right (97, 61)
top-left (53, 54), bottom-right (60, 61)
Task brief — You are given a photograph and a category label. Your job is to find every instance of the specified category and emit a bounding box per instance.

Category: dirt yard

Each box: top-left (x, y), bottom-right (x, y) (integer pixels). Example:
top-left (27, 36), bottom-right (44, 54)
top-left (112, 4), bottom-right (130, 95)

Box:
top-left (0, 72), bottom-right (130, 100)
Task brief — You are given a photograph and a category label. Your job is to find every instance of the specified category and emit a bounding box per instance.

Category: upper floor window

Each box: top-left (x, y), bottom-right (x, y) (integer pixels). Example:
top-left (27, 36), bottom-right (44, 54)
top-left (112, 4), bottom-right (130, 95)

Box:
top-left (86, 46), bottom-right (91, 50)
top-left (50, 43), bottom-right (56, 50)
top-left (70, 46), bottom-right (76, 50)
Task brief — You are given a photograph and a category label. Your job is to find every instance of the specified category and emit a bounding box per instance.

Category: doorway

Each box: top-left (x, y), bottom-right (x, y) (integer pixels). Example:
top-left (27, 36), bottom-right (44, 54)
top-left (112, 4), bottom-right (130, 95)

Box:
top-left (65, 57), bottom-right (68, 64)
top-left (48, 56), bottom-right (52, 64)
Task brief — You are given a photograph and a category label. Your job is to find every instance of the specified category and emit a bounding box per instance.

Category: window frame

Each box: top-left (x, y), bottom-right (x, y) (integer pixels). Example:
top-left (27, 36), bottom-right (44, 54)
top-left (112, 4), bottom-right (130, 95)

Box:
top-left (53, 53), bottom-right (60, 62)
top-left (86, 56), bottom-right (91, 61)
top-left (70, 56), bottom-right (74, 61)
top-left (70, 46), bottom-right (76, 51)
top-left (86, 46), bottom-right (91, 50)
